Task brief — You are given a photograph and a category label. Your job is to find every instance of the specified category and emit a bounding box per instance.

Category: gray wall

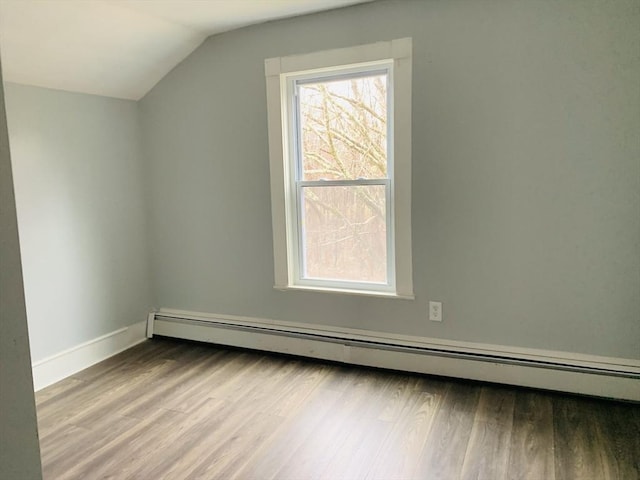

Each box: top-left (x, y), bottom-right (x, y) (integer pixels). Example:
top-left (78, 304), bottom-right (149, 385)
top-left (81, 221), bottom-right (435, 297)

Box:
top-left (140, 0), bottom-right (639, 360)
top-left (5, 84), bottom-right (153, 362)
top-left (0, 65), bottom-right (42, 478)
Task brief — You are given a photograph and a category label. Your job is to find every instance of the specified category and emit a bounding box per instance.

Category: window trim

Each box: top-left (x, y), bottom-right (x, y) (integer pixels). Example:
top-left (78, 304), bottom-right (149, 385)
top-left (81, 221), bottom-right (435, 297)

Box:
top-left (265, 38), bottom-right (414, 299)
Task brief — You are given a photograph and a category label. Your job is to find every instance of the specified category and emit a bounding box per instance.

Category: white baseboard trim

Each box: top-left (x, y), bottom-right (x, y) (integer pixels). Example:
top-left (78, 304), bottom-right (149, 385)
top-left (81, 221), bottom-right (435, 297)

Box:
top-left (32, 321), bottom-right (147, 391)
top-left (151, 309), bottom-right (640, 402)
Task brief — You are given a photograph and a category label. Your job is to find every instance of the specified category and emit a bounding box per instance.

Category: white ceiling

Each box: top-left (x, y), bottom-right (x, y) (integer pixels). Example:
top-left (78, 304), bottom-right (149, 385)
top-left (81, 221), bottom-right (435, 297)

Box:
top-left (0, 0), bottom-right (373, 100)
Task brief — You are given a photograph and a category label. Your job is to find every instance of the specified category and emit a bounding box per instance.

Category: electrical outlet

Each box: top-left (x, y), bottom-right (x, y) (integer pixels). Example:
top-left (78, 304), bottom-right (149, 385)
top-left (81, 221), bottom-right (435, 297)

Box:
top-left (429, 301), bottom-right (442, 322)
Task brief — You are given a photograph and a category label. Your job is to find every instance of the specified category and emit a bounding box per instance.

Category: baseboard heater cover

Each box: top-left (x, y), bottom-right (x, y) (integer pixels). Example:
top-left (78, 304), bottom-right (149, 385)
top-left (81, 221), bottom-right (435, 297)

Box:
top-left (149, 311), bottom-right (640, 402)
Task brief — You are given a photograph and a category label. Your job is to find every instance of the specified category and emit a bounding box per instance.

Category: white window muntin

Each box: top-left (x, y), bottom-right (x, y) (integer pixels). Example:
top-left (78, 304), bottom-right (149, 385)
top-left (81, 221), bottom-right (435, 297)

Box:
top-left (285, 64), bottom-right (395, 292)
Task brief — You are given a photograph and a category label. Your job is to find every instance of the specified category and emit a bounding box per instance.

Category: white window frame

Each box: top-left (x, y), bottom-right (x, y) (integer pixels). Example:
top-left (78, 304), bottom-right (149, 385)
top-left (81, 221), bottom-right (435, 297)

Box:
top-left (265, 38), bottom-right (413, 299)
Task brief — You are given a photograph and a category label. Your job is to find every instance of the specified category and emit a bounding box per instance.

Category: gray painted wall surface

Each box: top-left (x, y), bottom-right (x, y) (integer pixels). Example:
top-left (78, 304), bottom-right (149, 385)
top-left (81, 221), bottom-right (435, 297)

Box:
top-left (5, 84), bottom-right (153, 362)
top-left (0, 66), bottom-right (42, 478)
top-left (140, 0), bottom-right (639, 359)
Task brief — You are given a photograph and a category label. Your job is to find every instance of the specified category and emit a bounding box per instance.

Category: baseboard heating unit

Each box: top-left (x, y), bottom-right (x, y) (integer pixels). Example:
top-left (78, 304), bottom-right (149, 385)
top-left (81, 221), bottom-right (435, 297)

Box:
top-left (147, 309), bottom-right (640, 402)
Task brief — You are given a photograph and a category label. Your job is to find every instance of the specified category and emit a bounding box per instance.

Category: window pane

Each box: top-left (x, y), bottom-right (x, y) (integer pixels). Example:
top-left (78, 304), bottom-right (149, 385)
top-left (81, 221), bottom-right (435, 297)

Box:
top-left (301, 185), bottom-right (387, 283)
top-left (298, 74), bottom-right (388, 181)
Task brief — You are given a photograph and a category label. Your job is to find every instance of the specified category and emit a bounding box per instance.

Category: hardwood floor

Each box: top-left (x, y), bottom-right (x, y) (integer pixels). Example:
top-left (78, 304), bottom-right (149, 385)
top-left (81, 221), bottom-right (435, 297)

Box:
top-left (36, 337), bottom-right (640, 480)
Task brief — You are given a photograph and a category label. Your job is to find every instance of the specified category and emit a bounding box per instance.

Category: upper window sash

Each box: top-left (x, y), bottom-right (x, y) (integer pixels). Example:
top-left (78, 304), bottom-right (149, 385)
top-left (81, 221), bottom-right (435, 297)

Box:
top-left (289, 64), bottom-right (392, 183)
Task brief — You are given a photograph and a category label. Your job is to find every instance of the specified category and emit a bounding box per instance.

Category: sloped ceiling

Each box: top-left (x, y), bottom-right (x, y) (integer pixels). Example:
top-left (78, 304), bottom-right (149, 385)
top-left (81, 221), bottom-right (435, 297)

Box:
top-left (0, 0), bottom-right (373, 100)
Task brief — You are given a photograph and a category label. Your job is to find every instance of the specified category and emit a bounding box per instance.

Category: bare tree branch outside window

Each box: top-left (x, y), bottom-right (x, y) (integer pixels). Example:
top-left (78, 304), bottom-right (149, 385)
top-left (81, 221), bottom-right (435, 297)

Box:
top-left (298, 74), bottom-right (388, 283)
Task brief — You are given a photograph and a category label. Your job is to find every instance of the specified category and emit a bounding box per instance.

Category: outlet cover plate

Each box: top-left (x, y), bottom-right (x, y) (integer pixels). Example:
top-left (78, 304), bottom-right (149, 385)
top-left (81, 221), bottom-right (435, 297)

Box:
top-left (429, 301), bottom-right (442, 322)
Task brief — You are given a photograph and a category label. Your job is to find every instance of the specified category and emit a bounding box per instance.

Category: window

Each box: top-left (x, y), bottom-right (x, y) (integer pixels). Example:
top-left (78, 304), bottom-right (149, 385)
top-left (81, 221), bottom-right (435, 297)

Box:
top-left (265, 39), bottom-right (413, 298)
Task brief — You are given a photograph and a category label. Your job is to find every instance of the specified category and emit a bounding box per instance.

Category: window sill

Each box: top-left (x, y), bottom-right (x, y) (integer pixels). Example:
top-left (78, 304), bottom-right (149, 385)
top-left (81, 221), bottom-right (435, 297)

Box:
top-left (274, 284), bottom-right (415, 300)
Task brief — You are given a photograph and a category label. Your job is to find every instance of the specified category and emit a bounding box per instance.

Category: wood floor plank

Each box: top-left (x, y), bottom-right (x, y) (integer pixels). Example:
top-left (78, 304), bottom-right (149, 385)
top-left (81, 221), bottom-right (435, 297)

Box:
top-left (35, 377), bottom-right (85, 405)
top-left (59, 407), bottom-right (188, 479)
top-left (460, 386), bottom-right (516, 480)
top-left (34, 338), bottom-right (640, 480)
top-left (376, 374), bottom-right (424, 423)
top-left (41, 414), bottom-right (140, 480)
top-left (331, 374), bottom-right (422, 480)
top-left (553, 395), bottom-right (611, 480)
top-left (184, 412), bottom-right (284, 480)
top-left (591, 399), bottom-right (640, 480)
top-left (230, 385), bottom-right (344, 480)
top-left (267, 369), bottom-right (378, 480)
top-left (108, 398), bottom-right (243, 480)
top-left (280, 370), bottom-right (395, 480)
top-left (36, 344), bottom-right (194, 428)
top-left (414, 381), bottom-right (482, 479)
top-left (122, 357), bottom-right (296, 478)
top-left (268, 360), bottom-right (335, 418)
top-left (506, 390), bottom-right (556, 480)
top-left (365, 378), bottom-right (449, 480)
top-left (227, 363), bottom-right (346, 480)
